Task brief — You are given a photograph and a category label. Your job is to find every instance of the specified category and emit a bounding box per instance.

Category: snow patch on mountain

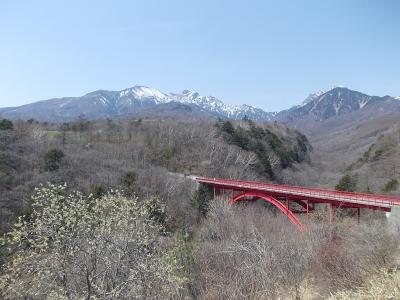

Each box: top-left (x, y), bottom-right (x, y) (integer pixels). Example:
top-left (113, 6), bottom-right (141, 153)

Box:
top-left (310, 93), bottom-right (327, 112)
top-left (115, 86), bottom-right (275, 121)
top-left (358, 97), bottom-right (369, 109)
top-left (302, 90), bottom-right (326, 105)
top-left (120, 86), bottom-right (169, 103)
top-left (278, 86), bottom-right (398, 123)
top-left (301, 85), bottom-right (348, 107)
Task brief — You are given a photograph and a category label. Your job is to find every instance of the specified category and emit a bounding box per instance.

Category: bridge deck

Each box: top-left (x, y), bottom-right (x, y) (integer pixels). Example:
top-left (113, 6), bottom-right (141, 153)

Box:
top-left (196, 177), bottom-right (400, 210)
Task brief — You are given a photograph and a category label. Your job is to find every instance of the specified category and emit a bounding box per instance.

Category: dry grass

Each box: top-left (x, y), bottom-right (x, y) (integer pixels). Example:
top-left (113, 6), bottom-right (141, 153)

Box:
top-left (329, 270), bottom-right (400, 300)
top-left (189, 198), bottom-right (400, 299)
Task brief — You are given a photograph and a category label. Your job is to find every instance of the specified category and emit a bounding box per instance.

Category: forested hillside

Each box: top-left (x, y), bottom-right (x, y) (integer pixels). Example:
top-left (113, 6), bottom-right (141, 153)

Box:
top-left (1, 116), bottom-right (399, 299)
top-left (0, 117), bottom-right (310, 233)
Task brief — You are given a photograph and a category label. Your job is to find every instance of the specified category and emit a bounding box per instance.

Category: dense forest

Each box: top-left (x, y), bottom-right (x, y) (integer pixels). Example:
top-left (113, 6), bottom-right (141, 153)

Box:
top-left (0, 117), bottom-right (399, 299)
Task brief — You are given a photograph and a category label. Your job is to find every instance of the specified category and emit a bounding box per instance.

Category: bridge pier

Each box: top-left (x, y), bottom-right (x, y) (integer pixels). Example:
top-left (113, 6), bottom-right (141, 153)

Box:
top-left (328, 204), bottom-right (336, 223)
top-left (213, 186), bottom-right (222, 200)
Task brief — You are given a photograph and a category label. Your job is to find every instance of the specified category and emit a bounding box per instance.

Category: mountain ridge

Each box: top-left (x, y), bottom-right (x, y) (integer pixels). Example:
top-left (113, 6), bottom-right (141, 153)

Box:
top-left (1, 86), bottom-right (399, 127)
top-left (0, 85), bottom-right (275, 122)
top-left (275, 87), bottom-right (400, 134)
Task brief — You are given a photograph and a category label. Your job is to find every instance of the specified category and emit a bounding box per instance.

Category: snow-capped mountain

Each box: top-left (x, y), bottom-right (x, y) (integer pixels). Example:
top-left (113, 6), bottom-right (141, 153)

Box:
top-left (1, 85), bottom-right (399, 126)
top-left (301, 90), bottom-right (326, 105)
top-left (300, 86), bottom-right (346, 106)
top-left (122, 87), bottom-right (275, 120)
top-left (0, 86), bottom-right (275, 122)
top-left (275, 87), bottom-right (400, 131)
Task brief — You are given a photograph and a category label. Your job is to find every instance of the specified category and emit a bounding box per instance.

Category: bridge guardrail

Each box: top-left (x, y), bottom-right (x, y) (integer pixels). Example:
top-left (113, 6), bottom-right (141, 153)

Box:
top-left (196, 177), bottom-right (400, 208)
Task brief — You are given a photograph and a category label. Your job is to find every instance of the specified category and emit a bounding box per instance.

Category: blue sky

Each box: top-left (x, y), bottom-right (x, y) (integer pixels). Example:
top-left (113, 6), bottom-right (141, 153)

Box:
top-left (1, 0), bottom-right (399, 111)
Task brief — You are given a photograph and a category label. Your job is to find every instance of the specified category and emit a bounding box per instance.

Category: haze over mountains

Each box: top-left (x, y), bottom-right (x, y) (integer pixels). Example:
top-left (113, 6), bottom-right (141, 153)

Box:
top-left (1, 86), bottom-right (400, 133)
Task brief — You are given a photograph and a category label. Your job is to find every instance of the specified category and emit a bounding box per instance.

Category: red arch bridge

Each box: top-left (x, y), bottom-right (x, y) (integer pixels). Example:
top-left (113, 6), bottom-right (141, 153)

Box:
top-left (196, 177), bottom-right (400, 231)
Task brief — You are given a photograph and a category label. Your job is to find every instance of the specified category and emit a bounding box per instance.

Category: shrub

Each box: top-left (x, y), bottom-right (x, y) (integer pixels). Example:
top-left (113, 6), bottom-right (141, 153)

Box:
top-left (249, 123), bottom-right (265, 139)
top-left (160, 145), bottom-right (176, 162)
top-left (382, 178), bottom-right (399, 192)
top-left (231, 127), bottom-right (250, 150)
top-left (91, 184), bottom-right (107, 199)
top-left (296, 133), bottom-right (309, 153)
top-left (0, 119), bottom-right (13, 130)
top-left (192, 184), bottom-right (213, 217)
top-left (220, 120), bottom-right (235, 135)
top-left (372, 144), bottom-right (393, 161)
top-left (360, 145), bottom-right (373, 162)
top-left (44, 148), bottom-right (64, 171)
top-left (144, 196), bottom-right (167, 226)
top-left (120, 170), bottom-right (138, 195)
top-left (255, 149), bottom-right (274, 178)
top-left (192, 201), bottom-right (331, 299)
top-left (0, 184), bottom-right (185, 299)
top-left (335, 173), bottom-right (357, 192)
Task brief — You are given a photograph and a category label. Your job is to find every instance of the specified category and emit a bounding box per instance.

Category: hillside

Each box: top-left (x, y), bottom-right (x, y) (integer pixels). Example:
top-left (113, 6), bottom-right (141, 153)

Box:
top-left (1, 88), bottom-right (400, 299)
top-left (1, 115), bottom-right (399, 299)
top-left (0, 117), bottom-right (310, 233)
top-left (282, 112), bottom-right (400, 195)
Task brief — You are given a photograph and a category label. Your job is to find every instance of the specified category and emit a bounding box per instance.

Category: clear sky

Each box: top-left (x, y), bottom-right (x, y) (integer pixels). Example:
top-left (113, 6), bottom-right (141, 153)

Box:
top-left (1, 0), bottom-right (399, 111)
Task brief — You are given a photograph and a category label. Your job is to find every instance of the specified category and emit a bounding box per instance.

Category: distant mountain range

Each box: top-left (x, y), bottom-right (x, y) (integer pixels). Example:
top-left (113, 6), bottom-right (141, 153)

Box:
top-left (1, 86), bottom-right (399, 130)
top-left (0, 86), bottom-right (275, 122)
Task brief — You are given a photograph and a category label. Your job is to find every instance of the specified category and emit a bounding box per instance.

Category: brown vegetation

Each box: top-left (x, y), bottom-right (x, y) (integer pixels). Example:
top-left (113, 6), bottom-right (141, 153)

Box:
top-left (1, 116), bottom-right (399, 299)
top-left (191, 200), bottom-right (400, 299)
top-left (0, 117), bottom-right (310, 234)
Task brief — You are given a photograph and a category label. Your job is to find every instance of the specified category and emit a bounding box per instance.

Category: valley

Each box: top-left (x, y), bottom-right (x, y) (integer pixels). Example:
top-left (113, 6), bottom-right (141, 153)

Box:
top-left (2, 1), bottom-right (400, 298)
top-left (1, 86), bottom-right (399, 299)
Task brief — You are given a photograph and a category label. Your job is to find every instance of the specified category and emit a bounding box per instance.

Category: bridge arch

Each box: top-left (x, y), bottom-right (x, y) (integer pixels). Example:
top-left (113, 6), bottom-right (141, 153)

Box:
top-left (231, 191), bottom-right (305, 231)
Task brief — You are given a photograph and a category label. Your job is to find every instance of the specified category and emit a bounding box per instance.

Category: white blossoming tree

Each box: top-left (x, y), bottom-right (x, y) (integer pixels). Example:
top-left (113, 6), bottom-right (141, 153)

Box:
top-left (0, 184), bottom-right (185, 299)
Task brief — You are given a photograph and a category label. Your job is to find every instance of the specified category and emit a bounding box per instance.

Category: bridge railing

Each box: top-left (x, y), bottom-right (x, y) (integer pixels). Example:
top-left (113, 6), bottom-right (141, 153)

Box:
top-left (196, 177), bottom-right (400, 208)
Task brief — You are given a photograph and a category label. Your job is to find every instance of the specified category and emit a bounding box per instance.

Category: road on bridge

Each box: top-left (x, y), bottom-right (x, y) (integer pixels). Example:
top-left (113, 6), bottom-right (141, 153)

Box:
top-left (196, 177), bottom-right (400, 231)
